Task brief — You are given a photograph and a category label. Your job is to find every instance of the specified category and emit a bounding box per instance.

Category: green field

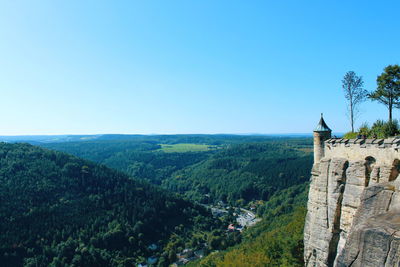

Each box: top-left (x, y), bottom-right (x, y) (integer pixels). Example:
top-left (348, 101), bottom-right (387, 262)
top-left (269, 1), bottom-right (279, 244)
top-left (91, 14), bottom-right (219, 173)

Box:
top-left (159, 143), bottom-right (218, 153)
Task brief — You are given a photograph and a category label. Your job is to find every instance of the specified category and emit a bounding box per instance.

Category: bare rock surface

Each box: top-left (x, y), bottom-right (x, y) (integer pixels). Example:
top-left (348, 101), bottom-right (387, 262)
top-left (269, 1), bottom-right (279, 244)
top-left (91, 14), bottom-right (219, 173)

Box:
top-left (304, 153), bottom-right (400, 267)
top-left (335, 184), bottom-right (400, 267)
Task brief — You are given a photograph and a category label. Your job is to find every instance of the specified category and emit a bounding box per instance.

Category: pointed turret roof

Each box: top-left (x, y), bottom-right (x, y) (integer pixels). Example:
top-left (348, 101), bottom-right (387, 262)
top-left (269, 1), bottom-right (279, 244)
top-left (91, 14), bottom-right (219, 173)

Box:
top-left (314, 113), bottom-right (331, 132)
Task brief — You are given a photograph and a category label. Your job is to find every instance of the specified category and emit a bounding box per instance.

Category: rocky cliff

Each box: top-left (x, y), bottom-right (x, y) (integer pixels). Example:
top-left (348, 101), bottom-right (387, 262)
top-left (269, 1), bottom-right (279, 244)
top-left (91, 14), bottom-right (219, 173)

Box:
top-left (304, 138), bottom-right (400, 267)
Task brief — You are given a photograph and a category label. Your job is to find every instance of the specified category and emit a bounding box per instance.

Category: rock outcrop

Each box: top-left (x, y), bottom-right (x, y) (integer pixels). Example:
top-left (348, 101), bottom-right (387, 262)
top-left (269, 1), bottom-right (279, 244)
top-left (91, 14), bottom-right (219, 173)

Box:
top-left (304, 138), bottom-right (400, 267)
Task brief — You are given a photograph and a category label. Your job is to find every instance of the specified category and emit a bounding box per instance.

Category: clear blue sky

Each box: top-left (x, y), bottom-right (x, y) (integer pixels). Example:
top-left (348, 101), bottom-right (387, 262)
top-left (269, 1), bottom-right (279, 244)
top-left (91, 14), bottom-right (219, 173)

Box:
top-left (1, 0), bottom-right (400, 135)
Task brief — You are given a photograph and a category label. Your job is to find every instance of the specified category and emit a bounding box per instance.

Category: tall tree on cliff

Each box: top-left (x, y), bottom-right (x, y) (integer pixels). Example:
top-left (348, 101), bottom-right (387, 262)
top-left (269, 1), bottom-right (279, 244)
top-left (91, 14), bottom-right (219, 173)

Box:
top-left (342, 71), bottom-right (367, 132)
top-left (369, 65), bottom-right (400, 122)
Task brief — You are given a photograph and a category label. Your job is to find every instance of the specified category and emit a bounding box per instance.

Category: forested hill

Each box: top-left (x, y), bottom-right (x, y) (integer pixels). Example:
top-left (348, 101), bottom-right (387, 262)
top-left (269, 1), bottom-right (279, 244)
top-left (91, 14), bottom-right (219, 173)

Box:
top-left (42, 137), bottom-right (313, 205)
top-left (189, 183), bottom-right (308, 266)
top-left (0, 143), bottom-right (221, 266)
top-left (163, 142), bottom-right (313, 205)
top-left (42, 140), bottom-right (213, 185)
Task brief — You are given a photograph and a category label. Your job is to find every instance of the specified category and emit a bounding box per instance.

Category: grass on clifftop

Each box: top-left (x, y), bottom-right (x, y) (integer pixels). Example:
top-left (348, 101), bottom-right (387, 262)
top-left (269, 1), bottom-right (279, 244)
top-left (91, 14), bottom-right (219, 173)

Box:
top-left (344, 120), bottom-right (400, 139)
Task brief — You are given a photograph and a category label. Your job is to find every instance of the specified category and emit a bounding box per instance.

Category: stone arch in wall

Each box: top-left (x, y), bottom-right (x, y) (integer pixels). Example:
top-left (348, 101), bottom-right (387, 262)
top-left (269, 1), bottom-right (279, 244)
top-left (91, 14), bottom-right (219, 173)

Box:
top-left (389, 159), bottom-right (400, 181)
top-left (364, 156), bottom-right (376, 186)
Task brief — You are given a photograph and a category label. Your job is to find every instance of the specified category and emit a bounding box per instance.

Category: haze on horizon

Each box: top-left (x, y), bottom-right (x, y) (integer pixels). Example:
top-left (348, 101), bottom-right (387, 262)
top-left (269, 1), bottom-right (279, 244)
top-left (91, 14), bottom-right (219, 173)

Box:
top-left (1, 1), bottom-right (400, 135)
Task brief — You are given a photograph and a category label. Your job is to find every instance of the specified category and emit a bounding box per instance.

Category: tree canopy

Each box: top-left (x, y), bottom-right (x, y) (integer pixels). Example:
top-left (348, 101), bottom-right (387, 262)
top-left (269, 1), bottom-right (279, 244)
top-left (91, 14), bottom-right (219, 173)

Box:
top-left (0, 143), bottom-right (223, 266)
top-left (188, 183), bottom-right (309, 267)
top-left (342, 71), bottom-right (366, 132)
top-left (369, 64), bottom-right (400, 122)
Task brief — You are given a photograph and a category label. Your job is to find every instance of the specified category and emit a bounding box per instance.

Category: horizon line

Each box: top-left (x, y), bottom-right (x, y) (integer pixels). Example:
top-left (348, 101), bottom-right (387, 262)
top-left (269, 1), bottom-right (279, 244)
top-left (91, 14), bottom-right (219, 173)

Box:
top-left (0, 132), bottom-right (346, 137)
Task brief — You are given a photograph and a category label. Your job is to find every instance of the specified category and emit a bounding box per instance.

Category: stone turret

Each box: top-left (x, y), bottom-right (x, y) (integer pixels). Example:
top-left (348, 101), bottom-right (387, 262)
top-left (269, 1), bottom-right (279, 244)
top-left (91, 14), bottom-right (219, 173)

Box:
top-left (313, 114), bottom-right (331, 164)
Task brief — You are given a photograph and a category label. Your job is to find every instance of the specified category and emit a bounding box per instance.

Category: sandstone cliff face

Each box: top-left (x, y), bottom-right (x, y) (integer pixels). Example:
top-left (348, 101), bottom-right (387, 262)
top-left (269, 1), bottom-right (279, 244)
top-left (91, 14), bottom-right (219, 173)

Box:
top-left (304, 139), bottom-right (400, 267)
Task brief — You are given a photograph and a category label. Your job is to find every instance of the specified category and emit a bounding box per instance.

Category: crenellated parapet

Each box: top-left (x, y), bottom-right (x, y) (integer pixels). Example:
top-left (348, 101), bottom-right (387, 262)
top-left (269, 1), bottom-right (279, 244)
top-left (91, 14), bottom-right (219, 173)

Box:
top-left (326, 137), bottom-right (400, 148)
top-left (324, 137), bottom-right (400, 165)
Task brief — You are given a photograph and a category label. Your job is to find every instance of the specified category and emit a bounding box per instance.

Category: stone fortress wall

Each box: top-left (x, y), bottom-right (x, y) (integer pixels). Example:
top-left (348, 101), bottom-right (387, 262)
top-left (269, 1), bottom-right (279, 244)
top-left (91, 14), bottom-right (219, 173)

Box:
top-left (304, 135), bottom-right (400, 267)
top-left (324, 137), bottom-right (400, 165)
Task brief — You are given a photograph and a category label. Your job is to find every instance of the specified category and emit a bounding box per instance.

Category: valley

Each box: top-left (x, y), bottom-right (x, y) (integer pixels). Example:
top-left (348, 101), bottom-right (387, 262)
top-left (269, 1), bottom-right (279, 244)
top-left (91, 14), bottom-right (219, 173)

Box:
top-left (1, 134), bottom-right (312, 266)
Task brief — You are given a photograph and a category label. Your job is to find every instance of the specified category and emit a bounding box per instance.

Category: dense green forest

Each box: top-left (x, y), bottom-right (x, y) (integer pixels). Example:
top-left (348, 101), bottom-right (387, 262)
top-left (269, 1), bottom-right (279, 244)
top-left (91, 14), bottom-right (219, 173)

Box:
top-left (43, 136), bottom-right (312, 206)
top-left (0, 143), bottom-right (227, 266)
top-left (43, 140), bottom-right (213, 185)
top-left (4, 135), bottom-right (314, 266)
top-left (163, 142), bottom-right (312, 205)
top-left (189, 183), bottom-right (308, 267)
